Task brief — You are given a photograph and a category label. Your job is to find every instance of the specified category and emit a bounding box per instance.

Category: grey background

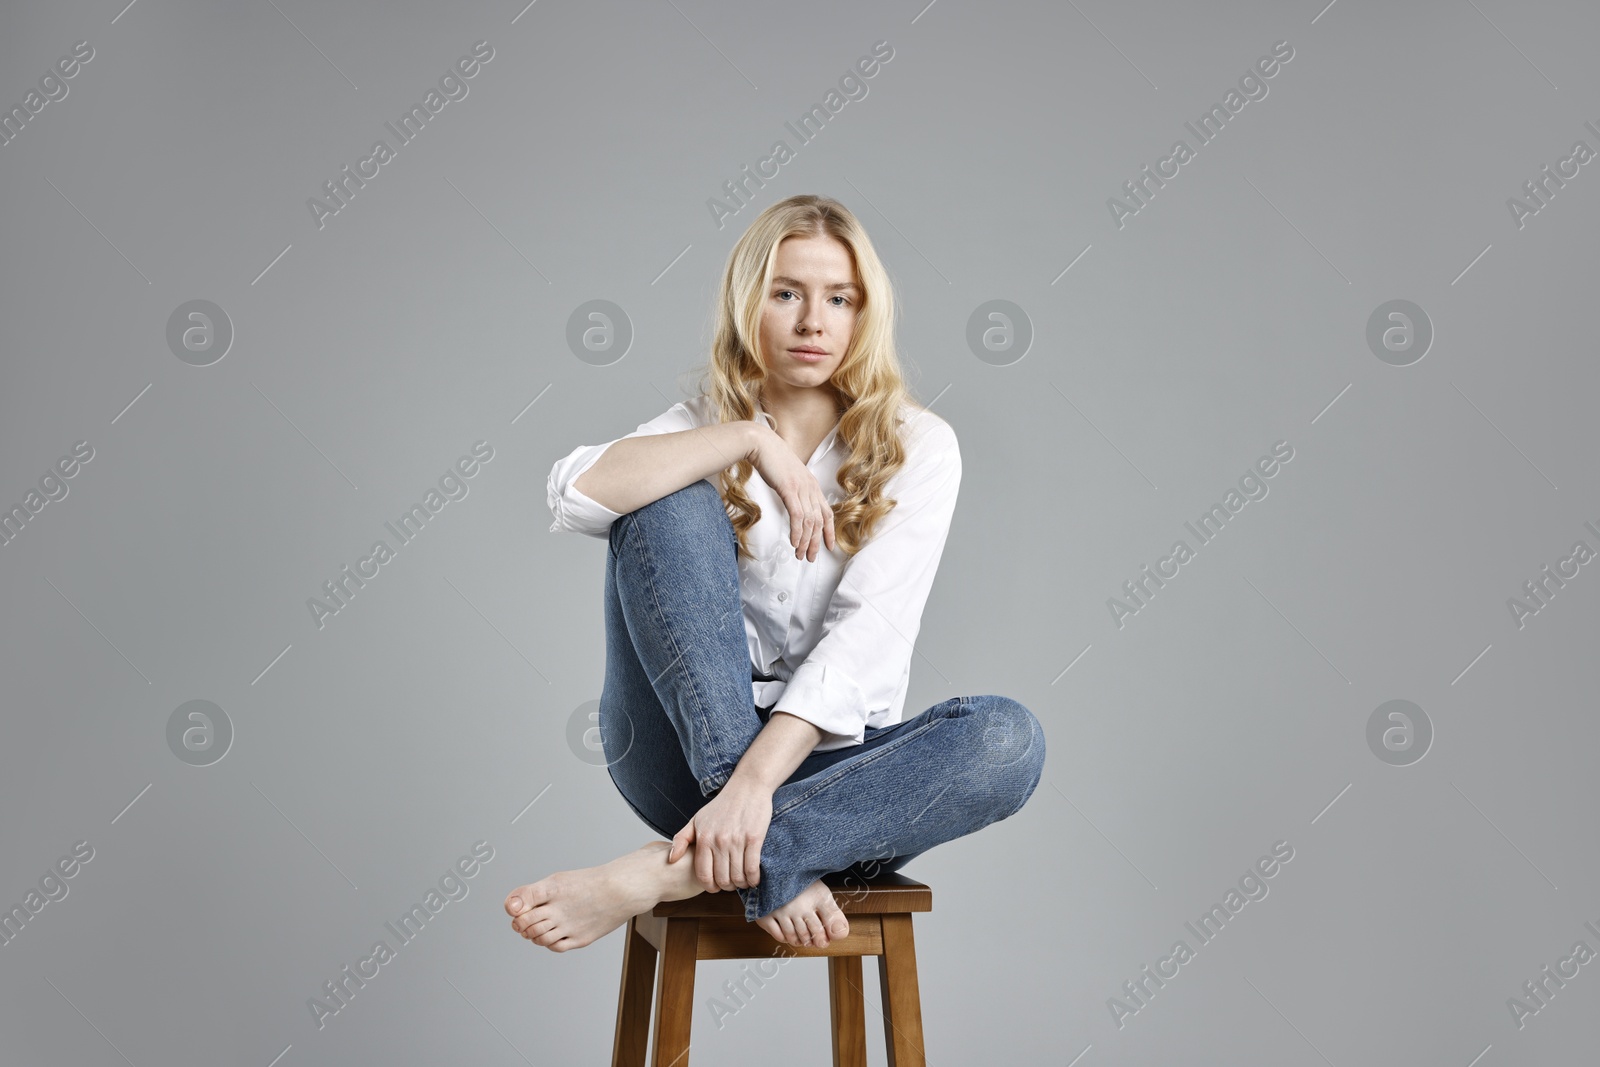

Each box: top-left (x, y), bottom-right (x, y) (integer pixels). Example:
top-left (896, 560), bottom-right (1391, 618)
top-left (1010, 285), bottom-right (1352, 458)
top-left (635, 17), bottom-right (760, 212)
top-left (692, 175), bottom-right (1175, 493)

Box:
top-left (2, 0), bottom-right (1597, 1064)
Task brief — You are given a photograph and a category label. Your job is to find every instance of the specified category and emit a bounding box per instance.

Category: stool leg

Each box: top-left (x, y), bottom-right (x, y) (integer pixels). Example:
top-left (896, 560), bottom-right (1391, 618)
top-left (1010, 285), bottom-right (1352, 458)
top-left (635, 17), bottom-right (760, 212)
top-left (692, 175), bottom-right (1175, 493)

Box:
top-left (612, 916), bottom-right (657, 1067)
top-left (651, 917), bottom-right (698, 1067)
top-left (877, 915), bottom-right (926, 1067)
top-left (828, 956), bottom-right (868, 1067)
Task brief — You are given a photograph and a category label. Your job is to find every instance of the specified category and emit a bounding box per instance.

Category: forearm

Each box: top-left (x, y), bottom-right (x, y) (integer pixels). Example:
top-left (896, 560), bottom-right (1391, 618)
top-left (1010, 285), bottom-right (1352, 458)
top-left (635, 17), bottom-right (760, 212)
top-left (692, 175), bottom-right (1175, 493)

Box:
top-left (573, 419), bottom-right (764, 516)
top-left (725, 711), bottom-right (824, 794)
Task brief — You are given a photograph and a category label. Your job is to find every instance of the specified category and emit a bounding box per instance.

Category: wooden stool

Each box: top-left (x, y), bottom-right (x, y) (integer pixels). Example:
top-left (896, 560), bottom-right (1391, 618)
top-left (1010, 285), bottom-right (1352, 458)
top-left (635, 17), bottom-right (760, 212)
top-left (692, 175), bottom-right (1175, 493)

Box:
top-left (610, 871), bottom-right (932, 1066)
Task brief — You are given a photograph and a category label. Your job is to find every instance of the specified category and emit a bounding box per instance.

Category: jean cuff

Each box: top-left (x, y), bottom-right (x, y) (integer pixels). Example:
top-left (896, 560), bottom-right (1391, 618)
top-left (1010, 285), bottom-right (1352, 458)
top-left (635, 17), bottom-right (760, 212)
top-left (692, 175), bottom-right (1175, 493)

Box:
top-left (737, 884), bottom-right (761, 922)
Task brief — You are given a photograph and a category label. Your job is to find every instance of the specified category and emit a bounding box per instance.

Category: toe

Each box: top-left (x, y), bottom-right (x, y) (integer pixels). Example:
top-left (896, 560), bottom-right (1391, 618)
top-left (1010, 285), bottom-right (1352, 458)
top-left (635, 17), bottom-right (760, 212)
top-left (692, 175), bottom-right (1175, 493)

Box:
top-left (505, 883), bottom-right (546, 917)
top-left (819, 900), bottom-right (850, 940)
top-left (515, 906), bottom-right (552, 935)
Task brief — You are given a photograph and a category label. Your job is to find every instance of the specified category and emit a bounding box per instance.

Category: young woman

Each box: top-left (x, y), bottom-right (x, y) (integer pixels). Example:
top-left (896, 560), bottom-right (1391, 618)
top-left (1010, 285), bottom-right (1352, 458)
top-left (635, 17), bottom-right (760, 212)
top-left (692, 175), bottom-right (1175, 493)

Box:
top-left (504, 194), bottom-right (1044, 953)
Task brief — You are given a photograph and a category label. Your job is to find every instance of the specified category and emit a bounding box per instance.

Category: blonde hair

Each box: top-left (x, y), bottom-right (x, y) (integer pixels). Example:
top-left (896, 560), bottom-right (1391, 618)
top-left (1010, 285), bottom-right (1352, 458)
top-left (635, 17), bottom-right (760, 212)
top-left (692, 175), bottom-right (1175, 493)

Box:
top-left (687, 193), bottom-right (922, 559)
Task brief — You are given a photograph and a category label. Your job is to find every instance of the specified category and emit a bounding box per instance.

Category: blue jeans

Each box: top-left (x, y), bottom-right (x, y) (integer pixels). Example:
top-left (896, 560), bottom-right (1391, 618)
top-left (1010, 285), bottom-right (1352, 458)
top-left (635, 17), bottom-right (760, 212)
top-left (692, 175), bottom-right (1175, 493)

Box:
top-left (599, 478), bottom-right (1046, 922)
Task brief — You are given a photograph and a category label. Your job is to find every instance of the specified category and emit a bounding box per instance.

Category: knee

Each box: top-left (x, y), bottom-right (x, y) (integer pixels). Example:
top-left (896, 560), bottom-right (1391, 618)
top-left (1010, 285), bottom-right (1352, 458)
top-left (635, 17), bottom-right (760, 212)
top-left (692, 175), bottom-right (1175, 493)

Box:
top-left (971, 695), bottom-right (1045, 804)
top-left (651, 476), bottom-right (723, 511)
top-left (611, 478), bottom-right (727, 545)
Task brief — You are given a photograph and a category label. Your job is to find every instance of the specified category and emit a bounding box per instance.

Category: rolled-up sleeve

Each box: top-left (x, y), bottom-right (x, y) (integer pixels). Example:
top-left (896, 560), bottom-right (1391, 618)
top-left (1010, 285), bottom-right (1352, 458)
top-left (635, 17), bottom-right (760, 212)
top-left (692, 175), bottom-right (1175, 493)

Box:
top-left (547, 401), bottom-right (699, 538)
top-left (771, 419), bottom-right (961, 750)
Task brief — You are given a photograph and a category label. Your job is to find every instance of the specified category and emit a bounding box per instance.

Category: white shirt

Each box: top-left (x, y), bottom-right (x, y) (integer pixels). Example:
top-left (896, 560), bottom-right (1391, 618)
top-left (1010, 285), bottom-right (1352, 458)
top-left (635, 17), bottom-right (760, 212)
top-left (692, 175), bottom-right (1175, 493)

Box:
top-left (546, 393), bottom-right (961, 752)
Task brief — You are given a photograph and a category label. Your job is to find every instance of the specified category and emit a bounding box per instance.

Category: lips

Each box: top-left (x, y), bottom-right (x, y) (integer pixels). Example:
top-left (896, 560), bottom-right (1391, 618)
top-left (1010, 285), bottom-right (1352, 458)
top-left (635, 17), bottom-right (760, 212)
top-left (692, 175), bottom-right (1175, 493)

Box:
top-left (789, 348), bottom-right (827, 361)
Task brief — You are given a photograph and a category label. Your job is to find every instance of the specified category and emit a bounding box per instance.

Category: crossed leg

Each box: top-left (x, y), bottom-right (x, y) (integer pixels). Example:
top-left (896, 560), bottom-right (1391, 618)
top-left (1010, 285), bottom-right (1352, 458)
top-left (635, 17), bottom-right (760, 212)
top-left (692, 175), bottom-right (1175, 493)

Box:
top-left (504, 480), bottom-right (1045, 951)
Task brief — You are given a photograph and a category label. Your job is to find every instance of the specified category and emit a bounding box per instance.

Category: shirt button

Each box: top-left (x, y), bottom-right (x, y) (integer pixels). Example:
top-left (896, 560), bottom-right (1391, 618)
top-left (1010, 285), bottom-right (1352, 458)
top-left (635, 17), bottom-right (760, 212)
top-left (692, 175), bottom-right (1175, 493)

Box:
top-left (777, 590), bottom-right (788, 602)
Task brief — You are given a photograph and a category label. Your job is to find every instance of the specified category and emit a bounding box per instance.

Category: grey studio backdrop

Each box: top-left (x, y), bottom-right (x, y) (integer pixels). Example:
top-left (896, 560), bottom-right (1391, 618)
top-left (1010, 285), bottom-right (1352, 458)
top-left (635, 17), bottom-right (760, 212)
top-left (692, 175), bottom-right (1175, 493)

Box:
top-left (2, 0), bottom-right (1598, 1064)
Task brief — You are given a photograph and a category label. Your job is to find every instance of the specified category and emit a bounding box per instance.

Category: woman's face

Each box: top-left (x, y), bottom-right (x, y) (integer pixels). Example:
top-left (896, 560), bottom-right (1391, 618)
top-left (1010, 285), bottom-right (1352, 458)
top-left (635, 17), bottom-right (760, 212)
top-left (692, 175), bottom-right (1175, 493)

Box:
top-left (758, 233), bottom-right (860, 400)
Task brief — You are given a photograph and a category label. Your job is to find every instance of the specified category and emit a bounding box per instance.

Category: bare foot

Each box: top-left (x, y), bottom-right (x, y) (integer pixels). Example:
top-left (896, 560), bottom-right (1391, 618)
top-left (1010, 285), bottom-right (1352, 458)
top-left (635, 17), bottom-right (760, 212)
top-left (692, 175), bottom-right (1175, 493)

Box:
top-left (503, 841), bottom-right (702, 953)
top-left (754, 878), bottom-right (850, 949)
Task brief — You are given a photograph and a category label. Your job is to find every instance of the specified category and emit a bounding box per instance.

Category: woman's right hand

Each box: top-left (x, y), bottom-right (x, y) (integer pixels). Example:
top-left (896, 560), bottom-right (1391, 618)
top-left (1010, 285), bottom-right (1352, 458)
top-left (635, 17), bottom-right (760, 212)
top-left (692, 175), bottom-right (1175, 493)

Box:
top-left (747, 420), bottom-right (837, 561)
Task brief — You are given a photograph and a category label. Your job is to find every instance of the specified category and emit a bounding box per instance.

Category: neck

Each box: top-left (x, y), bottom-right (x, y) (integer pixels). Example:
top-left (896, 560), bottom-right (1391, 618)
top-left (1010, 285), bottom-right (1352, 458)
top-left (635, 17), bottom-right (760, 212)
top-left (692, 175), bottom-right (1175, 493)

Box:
top-left (759, 381), bottom-right (843, 426)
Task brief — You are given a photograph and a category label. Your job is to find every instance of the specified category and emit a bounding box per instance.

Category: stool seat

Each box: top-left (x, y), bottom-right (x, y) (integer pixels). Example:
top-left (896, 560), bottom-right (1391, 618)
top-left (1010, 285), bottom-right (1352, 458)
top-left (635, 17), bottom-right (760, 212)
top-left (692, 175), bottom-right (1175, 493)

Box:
top-left (612, 871), bottom-right (932, 1066)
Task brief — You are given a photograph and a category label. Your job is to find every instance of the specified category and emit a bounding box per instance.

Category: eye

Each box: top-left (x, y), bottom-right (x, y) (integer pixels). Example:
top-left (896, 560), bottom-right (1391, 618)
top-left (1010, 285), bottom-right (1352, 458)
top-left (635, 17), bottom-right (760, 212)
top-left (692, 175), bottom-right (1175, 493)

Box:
top-left (775, 290), bottom-right (853, 307)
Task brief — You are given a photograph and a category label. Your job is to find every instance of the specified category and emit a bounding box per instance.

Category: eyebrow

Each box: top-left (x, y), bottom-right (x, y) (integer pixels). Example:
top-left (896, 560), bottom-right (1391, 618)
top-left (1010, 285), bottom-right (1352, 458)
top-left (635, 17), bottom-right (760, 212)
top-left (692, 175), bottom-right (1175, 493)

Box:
top-left (772, 274), bottom-right (860, 294)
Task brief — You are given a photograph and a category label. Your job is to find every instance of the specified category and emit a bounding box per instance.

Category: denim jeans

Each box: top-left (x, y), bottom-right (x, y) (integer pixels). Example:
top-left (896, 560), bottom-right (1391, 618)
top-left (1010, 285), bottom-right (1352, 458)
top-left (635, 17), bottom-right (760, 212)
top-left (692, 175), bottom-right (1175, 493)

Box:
top-left (599, 478), bottom-right (1046, 922)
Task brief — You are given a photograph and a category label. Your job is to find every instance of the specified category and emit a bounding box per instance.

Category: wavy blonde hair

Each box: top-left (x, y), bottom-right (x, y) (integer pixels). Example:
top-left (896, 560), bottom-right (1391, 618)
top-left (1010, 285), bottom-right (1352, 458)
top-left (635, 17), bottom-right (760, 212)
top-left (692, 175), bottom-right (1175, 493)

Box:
top-left (687, 194), bottom-right (920, 560)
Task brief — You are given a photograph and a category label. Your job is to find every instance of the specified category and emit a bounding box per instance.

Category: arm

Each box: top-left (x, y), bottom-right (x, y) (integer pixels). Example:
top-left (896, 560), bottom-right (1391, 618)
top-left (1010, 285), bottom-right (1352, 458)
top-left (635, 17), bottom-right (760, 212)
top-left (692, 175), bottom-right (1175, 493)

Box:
top-left (770, 418), bottom-right (962, 750)
top-left (725, 711), bottom-right (824, 792)
top-left (668, 709), bottom-right (823, 893)
top-left (575, 420), bottom-right (762, 517)
top-left (546, 400), bottom-right (766, 538)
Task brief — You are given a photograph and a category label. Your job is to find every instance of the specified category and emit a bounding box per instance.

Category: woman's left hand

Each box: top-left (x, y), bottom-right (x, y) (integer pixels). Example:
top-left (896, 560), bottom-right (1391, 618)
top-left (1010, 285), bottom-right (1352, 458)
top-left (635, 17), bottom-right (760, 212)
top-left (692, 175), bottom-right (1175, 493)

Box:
top-left (670, 780), bottom-right (773, 892)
